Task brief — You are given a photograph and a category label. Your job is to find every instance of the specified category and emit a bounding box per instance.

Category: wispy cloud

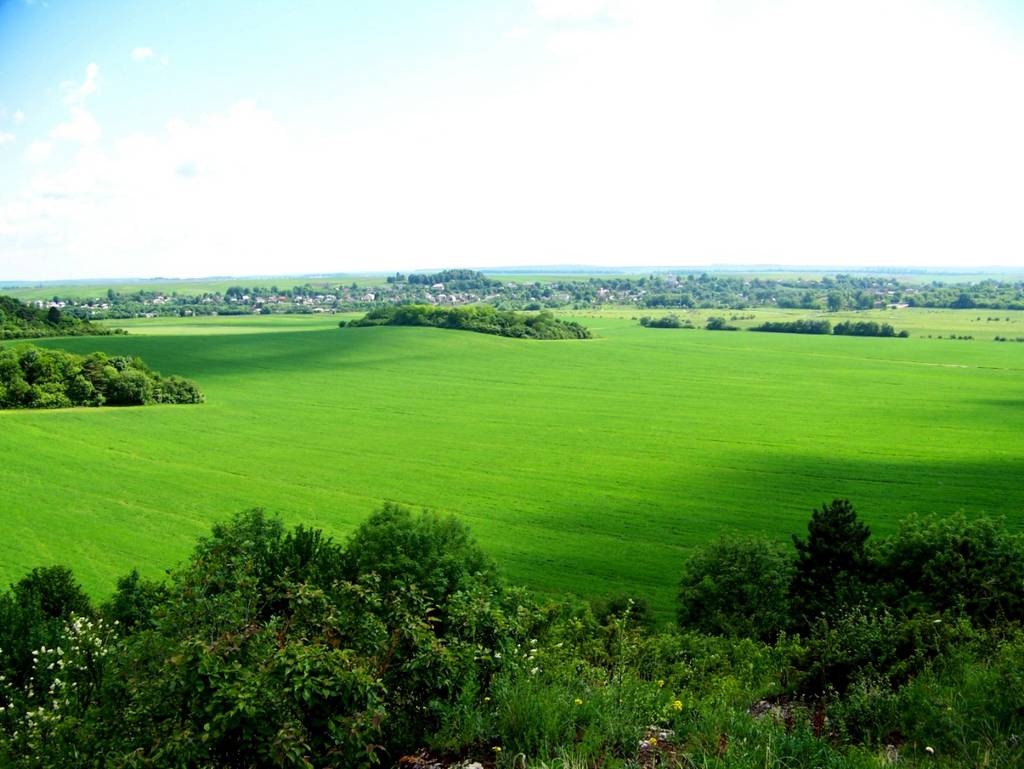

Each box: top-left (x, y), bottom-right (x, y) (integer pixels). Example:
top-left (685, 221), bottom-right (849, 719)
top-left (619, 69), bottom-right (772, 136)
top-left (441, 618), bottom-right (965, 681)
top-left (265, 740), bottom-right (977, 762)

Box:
top-left (131, 47), bottom-right (154, 62)
top-left (13, 110), bottom-right (25, 125)
top-left (51, 64), bottom-right (102, 145)
top-left (61, 63), bottom-right (100, 106)
top-left (0, 132), bottom-right (16, 145)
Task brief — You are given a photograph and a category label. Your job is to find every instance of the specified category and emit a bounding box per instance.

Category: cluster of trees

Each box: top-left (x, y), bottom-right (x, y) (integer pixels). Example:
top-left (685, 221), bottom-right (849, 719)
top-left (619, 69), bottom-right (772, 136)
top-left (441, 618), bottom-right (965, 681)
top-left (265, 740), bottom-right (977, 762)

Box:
top-left (743, 319), bottom-right (909, 337)
top-left (833, 320), bottom-right (908, 337)
top-left (344, 304), bottom-right (592, 340)
top-left (397, 269), bottom-right (500, 289)
top-left (705, 316), bottom-right (738, 330)
top-left (0, 296), bottom-right (116, 340)
top-left (0, 345), bottom-right (203, 409)
top-left (679, 499), bottom-right (1024, 684)
top-left (1, 502), bottom-right (1022, 768)
top-left (751, 319), bottom-right (833, 335)
top-left (639, 314), bottom-right (693, 328)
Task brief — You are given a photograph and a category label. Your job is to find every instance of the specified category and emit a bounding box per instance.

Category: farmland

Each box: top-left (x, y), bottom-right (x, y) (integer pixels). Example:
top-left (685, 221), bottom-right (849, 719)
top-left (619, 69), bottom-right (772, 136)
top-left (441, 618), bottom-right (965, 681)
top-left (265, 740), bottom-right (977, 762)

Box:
top-left (2, 309), bottom-right (1022, 616)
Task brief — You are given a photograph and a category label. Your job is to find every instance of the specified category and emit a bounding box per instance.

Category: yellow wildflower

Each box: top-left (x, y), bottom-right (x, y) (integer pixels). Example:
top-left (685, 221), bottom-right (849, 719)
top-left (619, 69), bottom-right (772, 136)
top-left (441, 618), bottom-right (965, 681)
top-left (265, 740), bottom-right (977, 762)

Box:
top-left (672, 700), bottom-right (683, 712)
top-left (574, 698), bottom-right (583, 705)
top-left (657, 679), bottom-right (665, 688)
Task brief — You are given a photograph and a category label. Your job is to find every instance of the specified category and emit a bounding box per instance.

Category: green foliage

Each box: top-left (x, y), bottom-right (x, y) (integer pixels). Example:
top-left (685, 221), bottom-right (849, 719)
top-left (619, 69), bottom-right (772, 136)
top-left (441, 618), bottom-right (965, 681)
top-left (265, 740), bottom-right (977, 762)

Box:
top-left (790, 500), bottom-right (872, 630)
top-left (0, 567), bottom-right (92, 688)
top-left (591, 593), bottom-right (657, 630)
top-left (872, 513), bottom-right (1024, 625)
top-left (345, 304), bottom-right (593, 339)
top-left (639, 314), bottom-right (692, 328)
top-left (2, 506), bottom-right (1024, 768)
top-left (705, 316), bottom-right (738, 330)
top-left (0, 295), bottom-right (114, 340)
top-left (678, 534), bottom-right (793, 641)
top-left (833, 320), bottom-right (903, 337)
top-left (0, 344), bottom-right (203, 409)
top-left (100, 569), bottom-right (169, 632)
top-left (751, 319), bottom-right (832, 334)
top-left (341, 502), bottom-right (499, 612)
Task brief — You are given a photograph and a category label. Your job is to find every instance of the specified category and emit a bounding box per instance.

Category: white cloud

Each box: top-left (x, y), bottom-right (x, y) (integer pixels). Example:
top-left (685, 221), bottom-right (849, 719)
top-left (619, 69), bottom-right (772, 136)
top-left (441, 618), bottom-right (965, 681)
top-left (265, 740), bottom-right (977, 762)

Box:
top-left (51, 107), bottom-right (101, 145)
top-left (25, 141), bottom-right (51, 163)
top-left (13, 110), bottom-right (25, 125)
top-left (61, 63), bottom-right (99, 106)
top-left (131, 47), bottom-right (154, 62)
top-left (0, 132), bottom-right (15, 145)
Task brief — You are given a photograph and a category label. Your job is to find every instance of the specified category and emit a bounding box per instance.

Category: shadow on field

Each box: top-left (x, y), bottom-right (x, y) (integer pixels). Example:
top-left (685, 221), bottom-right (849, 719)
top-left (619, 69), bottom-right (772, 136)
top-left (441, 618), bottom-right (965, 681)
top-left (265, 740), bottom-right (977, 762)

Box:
top-left (686, 450), bottom-right (1024, 539)
top-left (968, 399), bottom-right (1024, 411)
top-left (31, 328), bottom-right (438, 382)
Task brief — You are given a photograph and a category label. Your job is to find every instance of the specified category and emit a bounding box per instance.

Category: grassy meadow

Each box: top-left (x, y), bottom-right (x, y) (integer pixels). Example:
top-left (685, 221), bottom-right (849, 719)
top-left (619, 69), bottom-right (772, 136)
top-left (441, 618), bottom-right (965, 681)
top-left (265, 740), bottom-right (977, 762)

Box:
top-left (2, 309), bottom-right (1023, 616)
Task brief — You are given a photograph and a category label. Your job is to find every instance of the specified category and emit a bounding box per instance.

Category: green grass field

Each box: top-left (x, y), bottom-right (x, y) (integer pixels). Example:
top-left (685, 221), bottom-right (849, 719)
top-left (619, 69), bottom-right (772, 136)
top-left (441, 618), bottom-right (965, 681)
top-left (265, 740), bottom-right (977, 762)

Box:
top-left (2, 310), bottom-right (1023, 616)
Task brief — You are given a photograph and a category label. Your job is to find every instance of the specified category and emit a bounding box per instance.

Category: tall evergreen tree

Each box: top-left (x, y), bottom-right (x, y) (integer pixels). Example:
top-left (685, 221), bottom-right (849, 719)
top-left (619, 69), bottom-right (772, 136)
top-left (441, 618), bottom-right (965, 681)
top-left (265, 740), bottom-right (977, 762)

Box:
top-left (789, 499), bottom-right (872, 630)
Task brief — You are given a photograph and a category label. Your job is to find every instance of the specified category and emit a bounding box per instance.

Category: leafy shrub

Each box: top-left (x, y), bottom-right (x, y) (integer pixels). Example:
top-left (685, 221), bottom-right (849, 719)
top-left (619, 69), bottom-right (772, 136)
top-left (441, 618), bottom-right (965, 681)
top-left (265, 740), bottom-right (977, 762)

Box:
top-left (872, 513), bottom-right (1024, 625)
top-left (341, 503), bottom-right (499, 609)
top-left (591, 593), bottom-right (657, 630)
top-left (678, 534), bottom-right (793, 641)
top-left (0, 566), bottom-right (92, 688)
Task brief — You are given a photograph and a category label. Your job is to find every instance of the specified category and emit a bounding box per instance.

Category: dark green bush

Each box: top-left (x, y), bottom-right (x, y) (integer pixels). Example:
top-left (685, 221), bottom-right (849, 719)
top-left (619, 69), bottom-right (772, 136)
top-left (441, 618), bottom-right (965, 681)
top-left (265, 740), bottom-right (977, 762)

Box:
top-left (872, 513), bottom-right (1024, 625)
top-left (678, 534), bottom-right (793, 641)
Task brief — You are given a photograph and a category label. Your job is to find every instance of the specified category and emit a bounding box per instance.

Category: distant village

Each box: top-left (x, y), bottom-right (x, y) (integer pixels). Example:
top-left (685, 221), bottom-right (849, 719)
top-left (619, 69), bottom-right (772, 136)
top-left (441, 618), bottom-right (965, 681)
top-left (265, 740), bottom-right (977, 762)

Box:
top-left (23, 270), bottom-right (1024, 319)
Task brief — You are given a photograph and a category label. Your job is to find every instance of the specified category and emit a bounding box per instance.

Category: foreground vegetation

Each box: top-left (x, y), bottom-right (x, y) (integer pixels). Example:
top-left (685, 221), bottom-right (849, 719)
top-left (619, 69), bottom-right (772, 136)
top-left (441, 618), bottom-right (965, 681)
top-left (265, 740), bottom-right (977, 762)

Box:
top-left (0, 345), bottom-right (203, 409)
top-left (0, 296), bottom-right (116, 340)
top-left (1, 313), bottom-right (1022, 610)
top-left (345, 304), bottom-right (592, 340)
top-left (0, 502), bottom-right (1021, 768)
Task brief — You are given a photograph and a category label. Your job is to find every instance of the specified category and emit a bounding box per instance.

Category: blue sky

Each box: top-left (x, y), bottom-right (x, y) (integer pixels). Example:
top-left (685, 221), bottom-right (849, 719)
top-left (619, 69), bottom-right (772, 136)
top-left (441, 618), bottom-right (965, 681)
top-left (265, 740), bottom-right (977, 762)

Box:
top-left (2, 0), bottom-right (1023, 280)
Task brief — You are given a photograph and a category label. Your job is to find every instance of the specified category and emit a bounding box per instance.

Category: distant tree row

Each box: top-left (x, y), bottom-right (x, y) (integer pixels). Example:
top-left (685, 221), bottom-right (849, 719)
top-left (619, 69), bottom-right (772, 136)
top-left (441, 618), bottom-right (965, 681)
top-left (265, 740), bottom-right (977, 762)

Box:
top-left (639, 314), bottom-right (693, 328)
top-left (833, 320), bottom-right (908, 337)
top-left (744, 319), bottom-right (909, 337)
top-left (0, 345), bottom-right (203, 409)
top-left (344, 304), bottom-right (593, 339)
top-left (0, 296), bottom-right (118, 340)
top-left (751, 319), bottom-right (832, 335)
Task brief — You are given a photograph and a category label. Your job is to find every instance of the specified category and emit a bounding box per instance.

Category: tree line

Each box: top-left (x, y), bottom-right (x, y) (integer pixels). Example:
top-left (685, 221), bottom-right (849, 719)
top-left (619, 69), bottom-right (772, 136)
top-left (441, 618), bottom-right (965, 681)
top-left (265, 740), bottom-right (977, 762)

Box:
top-left (746, 319), bottom-right (909, 337)
top-left (0, 500), bottom-right (1021, 768)
top-left (0, 345), bottom-right (204, 409)
top-left (344, 304), bottom-right (593, 340)
top-left (0, 296), bottom-right (118, 340)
